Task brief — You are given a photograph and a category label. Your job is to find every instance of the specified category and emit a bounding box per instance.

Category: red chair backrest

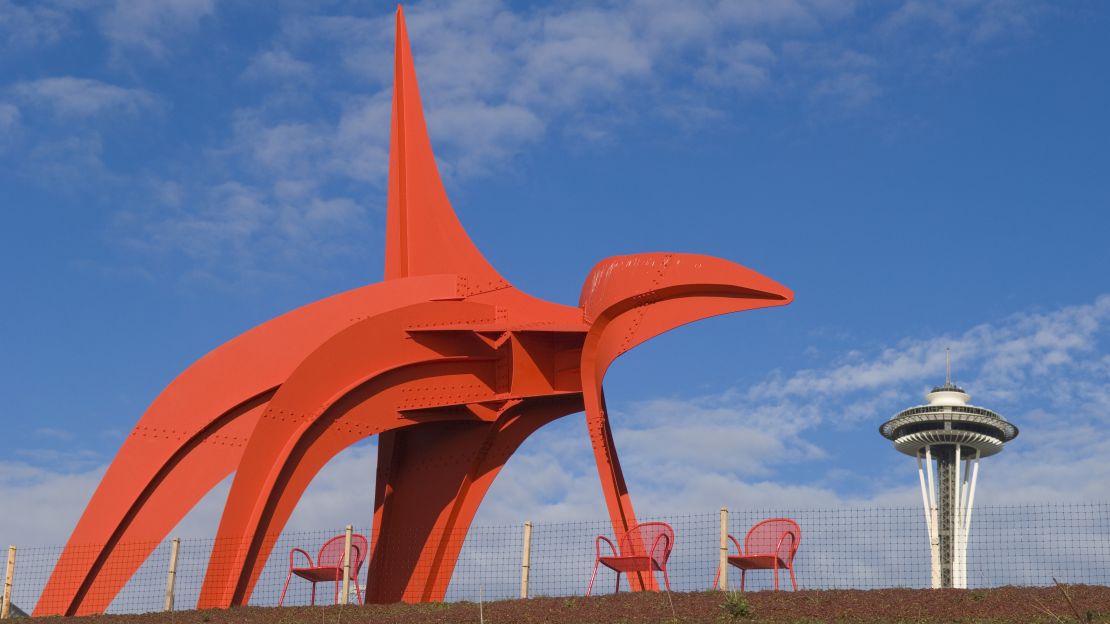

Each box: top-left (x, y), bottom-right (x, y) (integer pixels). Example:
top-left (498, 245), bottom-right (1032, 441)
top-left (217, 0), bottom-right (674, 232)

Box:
top-left (619, 522), bottom-right (675, 568)
top-left (744, 518), bottom-right (800, 563)
top-left (317, 534), bottom-right (370, 573)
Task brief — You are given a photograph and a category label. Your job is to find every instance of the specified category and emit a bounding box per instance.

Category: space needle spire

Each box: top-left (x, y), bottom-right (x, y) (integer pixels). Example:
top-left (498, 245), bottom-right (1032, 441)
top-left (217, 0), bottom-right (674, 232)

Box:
top-left (879, 353), bottom-right (1019, 588)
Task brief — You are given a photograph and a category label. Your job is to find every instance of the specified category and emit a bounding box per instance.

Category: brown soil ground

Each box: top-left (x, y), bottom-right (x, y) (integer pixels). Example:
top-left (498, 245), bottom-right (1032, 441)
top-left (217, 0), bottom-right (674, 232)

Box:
top-left (31, 586), bottom-right (1110, 624)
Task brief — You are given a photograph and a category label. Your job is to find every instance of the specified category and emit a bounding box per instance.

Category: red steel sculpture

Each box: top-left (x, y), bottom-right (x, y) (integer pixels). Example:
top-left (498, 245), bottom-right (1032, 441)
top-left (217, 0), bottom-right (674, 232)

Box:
top-left (36, 6), bottom-right (792, 616)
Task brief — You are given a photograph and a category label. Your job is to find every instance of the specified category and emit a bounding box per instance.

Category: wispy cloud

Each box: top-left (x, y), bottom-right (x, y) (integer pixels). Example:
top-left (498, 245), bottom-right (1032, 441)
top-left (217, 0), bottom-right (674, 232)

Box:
top-left (0, 442), bottom-right (378, 546)
top-left (33, 427), bottom-right (74, 441)
top-left (695, 41), bottom-right (777, 91)
top-left (476, 294), bottom-right (1110, 522)
top-left (11, 77), bottom-right (156, 118)
top-left (108, 0), bottom-right (1049, 285)
top-left (0, 102), bottom-right (18, 142)
top-left (100, 0), bottom-right (214, 59)
top-left (879, 0), bottom-right (1043, 66)
top-left (241, 49), bottom-right (315, 84)
top-left (0, 461), bottom-right (104, 546)
top-left (0, 0), bottom-right (71, 50)
top-left (114, 180), bottom-right (370, 287)
top-left (749, 295), bottom-right (1109, 408)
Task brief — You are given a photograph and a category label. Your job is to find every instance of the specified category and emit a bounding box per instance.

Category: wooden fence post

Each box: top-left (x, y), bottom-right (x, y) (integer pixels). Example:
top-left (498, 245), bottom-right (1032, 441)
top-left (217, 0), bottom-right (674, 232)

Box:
top-left (718, 507), bottom-right (729, 590)
top-left (341, 525), bottom-right (353, 605)
top-left (164, 538), bottom-right (180, 612)
top-left (519, 521), bottom-right (533, 599)
top-left (2, 546), bottom-right (15, 619)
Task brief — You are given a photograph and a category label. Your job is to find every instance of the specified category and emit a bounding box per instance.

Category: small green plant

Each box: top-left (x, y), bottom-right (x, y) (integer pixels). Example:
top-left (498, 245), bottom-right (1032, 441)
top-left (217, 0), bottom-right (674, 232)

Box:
top-left (562, 597), bottom-right (579, 608)
top-left (719, 591), bottom-right (752, 620)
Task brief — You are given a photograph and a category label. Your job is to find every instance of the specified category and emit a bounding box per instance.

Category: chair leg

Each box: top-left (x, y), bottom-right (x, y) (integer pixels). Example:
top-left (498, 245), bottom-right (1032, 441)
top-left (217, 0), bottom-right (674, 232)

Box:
top-left (310, 582), bottom-right (316, 606)
top-left (740, 570), bottom-right (746, 592)
top-left (279, 571), bottom-right (294, 607)
top-left (334, 577), bottom-right (340, 605)
top-left (774, 560), bottom-right (780, 591)
top-left (789, 567), bottom-right (797, 592)
top-left (614, 572), bottom-right (621, 594)
top-left (662, 567), bottom-right (671, 592)
top-left (586, 560), bottom-right (600, 597)
top-left (355, 577), bottom-right (363, 605)
top-left (712, 564), bottom-right (722, 591)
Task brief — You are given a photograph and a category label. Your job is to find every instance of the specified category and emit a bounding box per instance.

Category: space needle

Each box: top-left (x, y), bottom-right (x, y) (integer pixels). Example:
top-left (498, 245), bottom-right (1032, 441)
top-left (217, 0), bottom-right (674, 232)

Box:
top-left (879, 351), bottom-right (1019, 588)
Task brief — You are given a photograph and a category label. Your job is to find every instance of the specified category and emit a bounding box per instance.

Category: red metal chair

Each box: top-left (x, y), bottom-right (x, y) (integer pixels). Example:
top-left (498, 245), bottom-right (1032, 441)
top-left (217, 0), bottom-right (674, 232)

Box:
top-left (713, 518), bottom-right (800, 591)
top-left (586, 522), bottom-right (674, 595)
top-left (279, 533), bottom-right (369, 606)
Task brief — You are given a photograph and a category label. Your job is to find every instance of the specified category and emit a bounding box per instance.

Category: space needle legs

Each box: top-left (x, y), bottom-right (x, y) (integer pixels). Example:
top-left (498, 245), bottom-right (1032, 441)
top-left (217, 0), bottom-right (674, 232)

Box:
top-left (917, 444), bottom-right (981, 589)
top-left (918, 445), bottom-right (941, 588)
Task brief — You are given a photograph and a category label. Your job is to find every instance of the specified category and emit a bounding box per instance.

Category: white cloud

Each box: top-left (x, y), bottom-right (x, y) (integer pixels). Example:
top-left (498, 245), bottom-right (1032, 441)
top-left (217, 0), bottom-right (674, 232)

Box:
top-left (23, 133), bottom-right (107, 183)
top-left (94, 0), bottom-right (1049, 282)
top-left (476, 295), bottom-right (1110, 523)
top-left (0, 461), bottom-right (104, 547)
top-left (0, 102), bottom-right (18, 141)
top-left (100, 0), bottom-right (214, 59)
top-left (0, 0), bottom-right (70, 50)
top-left (0, 441), bottom-right (377, 547)
top-left (114, 178), bottom-right (369, 287)
top-left (222, 0), bottom-right (1041, 183)
top-left (241, 0), bottom-right (880, 185)
top-left (11, 77), bottom-right (156, 118)
top-left (695, 41), bottom-right (776, 90)
top-left (812, 71), bottom-right (882, 108)
top-left (32, 427), bottom-right (73, 441)
top-left (879, 0), bottom-right (1042, 64)
top-left (241, 49), bottom-right (314, 83)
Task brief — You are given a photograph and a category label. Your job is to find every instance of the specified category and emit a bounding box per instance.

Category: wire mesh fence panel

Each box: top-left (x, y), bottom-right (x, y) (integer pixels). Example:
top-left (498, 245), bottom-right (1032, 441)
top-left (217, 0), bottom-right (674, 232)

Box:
top-left (6, 503), bottom-right (1109, 615)
top-left (7, 544), bottom-right (62, 615)
top-left (656, 514), bottom-right (724, 592)
top-left (527, 518), bottom-right (610, 597)
top-left (966, 504), bottom-right (1110, 588)
top-left (104, 540), bottom-right (173, 614)
top-left (442, 522), bottom-right (520, 603)
top-left (170, 535), bottom-right (215, 612)
top-left (728, 507), bottom-right (930, 591)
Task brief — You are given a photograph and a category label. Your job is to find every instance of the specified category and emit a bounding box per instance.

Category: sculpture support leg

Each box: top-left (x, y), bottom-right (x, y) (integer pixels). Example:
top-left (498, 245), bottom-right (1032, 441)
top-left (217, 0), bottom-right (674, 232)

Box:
top-left (582, 384), bottom-right (654, 592)
top-left (368, 398), bottom-right (579, 603)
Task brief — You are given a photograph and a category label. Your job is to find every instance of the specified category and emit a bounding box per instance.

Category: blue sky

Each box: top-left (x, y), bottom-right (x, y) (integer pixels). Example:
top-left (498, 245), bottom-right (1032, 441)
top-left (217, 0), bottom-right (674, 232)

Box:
top-left (1, 0), bottom-right (1108, 546)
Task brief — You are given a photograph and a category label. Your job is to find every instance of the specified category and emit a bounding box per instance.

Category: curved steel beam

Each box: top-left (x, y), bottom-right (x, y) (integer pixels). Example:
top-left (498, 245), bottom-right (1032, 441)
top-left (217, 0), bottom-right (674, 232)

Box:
top-left (35, 275), bottom-right (458, 616)
top-left (197, 301), bottom-right (500, 607)
top-left (578, 253), bottom-right (793, 589)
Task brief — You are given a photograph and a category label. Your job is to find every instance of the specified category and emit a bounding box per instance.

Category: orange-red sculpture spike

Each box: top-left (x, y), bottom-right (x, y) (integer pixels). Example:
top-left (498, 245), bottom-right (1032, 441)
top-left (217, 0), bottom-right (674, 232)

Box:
top-left (386, 6), bottom-right (503, 286)
top-left (41, 5), bottom-right (793, 614)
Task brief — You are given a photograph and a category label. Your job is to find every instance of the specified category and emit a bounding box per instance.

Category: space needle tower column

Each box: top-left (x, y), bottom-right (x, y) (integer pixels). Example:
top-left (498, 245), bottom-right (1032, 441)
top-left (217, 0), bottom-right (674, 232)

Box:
top-left (879, 353), bottom-right (1018, 588)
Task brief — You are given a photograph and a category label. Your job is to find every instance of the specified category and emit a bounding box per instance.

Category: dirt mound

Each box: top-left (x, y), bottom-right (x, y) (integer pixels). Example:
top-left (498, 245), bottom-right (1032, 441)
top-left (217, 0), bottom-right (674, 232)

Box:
top-left (42, 586), bottom-right (1110, 623)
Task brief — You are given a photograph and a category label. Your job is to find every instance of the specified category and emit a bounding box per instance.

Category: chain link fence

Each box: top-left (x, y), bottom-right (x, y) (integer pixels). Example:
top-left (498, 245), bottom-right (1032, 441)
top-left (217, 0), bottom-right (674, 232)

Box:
top-left (4, 503), bottom-right (1109, 616)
